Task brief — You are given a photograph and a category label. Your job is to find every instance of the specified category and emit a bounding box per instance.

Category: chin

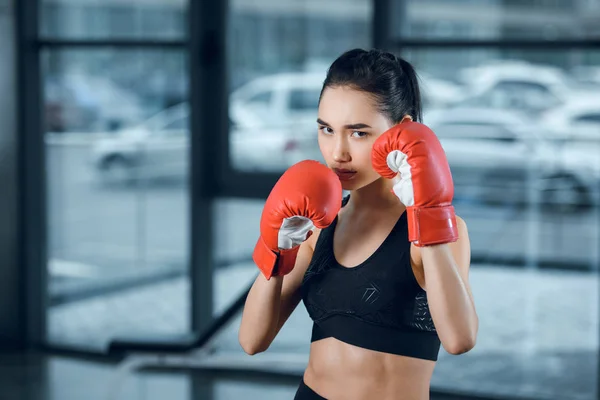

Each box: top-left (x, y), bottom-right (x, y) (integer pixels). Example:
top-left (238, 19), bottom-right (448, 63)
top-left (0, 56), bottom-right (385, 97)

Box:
top-left (339, 176), bottom-right (371, 191)
top-left (342, 174), bottom-right (388, 192)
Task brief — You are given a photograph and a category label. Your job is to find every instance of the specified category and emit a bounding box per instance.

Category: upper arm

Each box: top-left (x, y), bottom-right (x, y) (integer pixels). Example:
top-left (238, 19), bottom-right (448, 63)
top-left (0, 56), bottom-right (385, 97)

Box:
top-left (274, 228), bottom-right (321, 334)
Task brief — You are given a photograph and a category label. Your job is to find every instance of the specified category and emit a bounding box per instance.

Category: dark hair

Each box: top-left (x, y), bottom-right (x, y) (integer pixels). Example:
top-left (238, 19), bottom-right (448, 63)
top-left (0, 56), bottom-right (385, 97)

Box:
top-left (320, 48), bottom-right (422, 123)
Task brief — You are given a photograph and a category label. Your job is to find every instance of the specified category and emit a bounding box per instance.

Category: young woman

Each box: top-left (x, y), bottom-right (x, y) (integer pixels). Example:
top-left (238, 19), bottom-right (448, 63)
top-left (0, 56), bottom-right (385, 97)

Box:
top-left (239, 48), bottom-right (478, 400)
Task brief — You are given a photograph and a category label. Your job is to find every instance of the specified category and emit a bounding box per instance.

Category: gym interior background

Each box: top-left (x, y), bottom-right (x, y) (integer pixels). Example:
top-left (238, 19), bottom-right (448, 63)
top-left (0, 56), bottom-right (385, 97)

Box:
top-left (0, 0), bottom-right (599, 399)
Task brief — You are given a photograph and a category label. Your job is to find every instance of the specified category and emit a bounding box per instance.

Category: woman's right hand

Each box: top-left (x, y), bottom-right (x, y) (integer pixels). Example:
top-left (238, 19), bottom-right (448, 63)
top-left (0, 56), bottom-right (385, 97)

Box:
top-left (252, 160), bottom-right (342, 279)
top-left (239, 160), bottom-right (341, 355)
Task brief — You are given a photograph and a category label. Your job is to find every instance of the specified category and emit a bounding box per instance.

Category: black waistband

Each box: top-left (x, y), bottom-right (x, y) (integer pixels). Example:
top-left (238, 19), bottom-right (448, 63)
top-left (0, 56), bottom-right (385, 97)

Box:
top-left (294, 379), bottom-right (327, 400)
top-left (311, 315), bottom-right (440, 361)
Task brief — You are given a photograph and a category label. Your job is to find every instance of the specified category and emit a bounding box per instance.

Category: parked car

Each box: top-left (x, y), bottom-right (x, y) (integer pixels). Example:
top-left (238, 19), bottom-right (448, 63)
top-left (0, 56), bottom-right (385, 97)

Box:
top-left (418, 72), bottom-right (467, 110)
top-left (229, 71), bottom-right (466, 128)
top-left (289, 106), bottom-right (596, 212)
top-left (90, 103), bottom-right (189, 184)
top-left (455, 61), bottom-right (595, 118)
top-left (91, 71), bottom-right (335, 183)
top-left (229, 72), bottom-right (325, 130)
top-left (423, 108), bottom-right (595, 212)
top-left (45, 72), bottom-right (145, 133)
top-left (539, 94), bottom-right (600, 143)
top-left (90, 102), bottom-right (308, 185)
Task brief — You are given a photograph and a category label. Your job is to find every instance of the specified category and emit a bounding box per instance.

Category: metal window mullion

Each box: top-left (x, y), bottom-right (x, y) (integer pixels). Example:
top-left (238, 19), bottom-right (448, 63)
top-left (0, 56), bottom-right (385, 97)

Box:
top-left (16, 0), bottom-right (47, 348)
top-left (372, 0), bottom-right (392, 50)
top-left (189, 0), bottom-right (228, 334)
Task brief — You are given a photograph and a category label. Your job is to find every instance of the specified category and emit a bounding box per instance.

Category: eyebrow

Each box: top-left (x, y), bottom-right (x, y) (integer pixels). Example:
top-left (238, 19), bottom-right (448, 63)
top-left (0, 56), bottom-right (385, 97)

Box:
top-left (317, 118), bottom-right (372, 130)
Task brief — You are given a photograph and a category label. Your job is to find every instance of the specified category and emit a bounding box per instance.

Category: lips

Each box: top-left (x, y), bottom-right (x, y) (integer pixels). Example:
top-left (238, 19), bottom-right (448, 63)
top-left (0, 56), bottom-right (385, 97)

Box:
top-left (333, 168), bottom-right (357, 181)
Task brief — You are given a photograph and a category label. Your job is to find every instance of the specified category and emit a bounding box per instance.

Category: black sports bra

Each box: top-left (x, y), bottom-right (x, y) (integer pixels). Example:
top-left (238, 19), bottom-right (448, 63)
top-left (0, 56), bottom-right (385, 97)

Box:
top-left (300, 196), bottom-right (441, 361)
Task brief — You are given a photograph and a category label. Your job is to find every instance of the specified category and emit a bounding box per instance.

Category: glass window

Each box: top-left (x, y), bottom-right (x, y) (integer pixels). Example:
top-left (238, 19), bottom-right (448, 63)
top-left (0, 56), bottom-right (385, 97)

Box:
top-left (44, 48), bottom-right (190, 351)
top-left (40, 0), bottom-right (188, 40)
top-left (228, 0), bottom-right (372, 173)
top-left (395, 0), bottom-right (599, 40)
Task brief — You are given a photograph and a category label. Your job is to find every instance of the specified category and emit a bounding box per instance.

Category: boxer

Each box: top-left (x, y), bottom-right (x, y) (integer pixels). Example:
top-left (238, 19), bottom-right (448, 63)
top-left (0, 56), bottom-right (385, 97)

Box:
top-left (239, 48), bottom-right (477, 400)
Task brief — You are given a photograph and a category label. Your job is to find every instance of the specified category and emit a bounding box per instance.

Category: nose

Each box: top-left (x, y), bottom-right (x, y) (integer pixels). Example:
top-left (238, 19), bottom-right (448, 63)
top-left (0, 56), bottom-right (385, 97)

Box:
top-left (332, 135), bottom-right (351, 163)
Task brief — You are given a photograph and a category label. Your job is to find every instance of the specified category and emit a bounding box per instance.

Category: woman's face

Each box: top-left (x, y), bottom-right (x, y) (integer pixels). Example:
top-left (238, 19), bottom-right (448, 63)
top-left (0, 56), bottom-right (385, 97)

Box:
top-left (317, 85), bottom-right (393, 191)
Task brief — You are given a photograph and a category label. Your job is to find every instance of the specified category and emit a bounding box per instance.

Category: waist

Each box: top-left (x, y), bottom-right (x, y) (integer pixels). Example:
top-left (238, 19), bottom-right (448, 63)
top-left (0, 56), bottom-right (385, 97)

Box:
top-left (312, 315), bottom-right (441, 361)
top-left (306, 338), bottom-right (434, 400)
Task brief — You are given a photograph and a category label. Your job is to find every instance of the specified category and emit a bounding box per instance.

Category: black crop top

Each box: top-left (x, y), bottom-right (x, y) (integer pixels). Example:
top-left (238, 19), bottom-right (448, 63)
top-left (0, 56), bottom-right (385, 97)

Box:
top-left (300, 196), bottom-right (441, 361)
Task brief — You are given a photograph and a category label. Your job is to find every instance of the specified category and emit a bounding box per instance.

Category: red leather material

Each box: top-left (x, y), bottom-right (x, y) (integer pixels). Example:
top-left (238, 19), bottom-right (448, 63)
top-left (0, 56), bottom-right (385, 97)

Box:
top-left (253, 160), bottom-right (342, 279)
top-left (253, 235), bottom-right (301, 279)
top-left (406, 205), bottom-right (458, 247)
top-left (372, 121), bottom-right (458, 246)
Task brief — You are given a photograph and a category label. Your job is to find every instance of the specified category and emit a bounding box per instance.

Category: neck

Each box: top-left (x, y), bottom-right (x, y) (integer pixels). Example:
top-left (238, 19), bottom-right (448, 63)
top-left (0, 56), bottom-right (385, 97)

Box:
top-left (346, 177), bottom-right (403, 212)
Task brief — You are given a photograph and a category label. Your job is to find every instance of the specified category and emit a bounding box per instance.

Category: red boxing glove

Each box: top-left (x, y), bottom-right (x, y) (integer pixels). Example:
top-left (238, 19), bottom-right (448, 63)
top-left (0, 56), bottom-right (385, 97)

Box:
top-left (371, 121), bottom-right (458, 247)
top-left (253, 160), bottom-right (342, 280)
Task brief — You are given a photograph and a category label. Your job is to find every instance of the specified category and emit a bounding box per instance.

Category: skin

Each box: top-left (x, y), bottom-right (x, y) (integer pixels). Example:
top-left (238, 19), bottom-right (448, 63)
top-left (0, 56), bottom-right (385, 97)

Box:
top-left (239, 85), bottom-right (478, 400)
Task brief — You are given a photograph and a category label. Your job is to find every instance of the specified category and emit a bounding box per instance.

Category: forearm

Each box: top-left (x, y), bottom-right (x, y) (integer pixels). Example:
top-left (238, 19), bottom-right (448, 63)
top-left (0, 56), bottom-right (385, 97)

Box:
top-left (238, 274), bottom-right (284, 354)
top-left (421, 244), bottom-right (478, 354)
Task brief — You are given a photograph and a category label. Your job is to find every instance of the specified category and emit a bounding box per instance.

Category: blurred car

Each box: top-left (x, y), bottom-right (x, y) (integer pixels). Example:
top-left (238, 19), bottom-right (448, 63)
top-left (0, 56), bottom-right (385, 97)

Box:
top-left (91, 71), bottom-right (334, 183)
top-left (229, 71), bottom-right (467, 128)
top-left (293, 106), bottom-right (596, 212)
top-left (455, 61), bottom-right (595, 118)
top-left (90, 102), bottom-right (307, 184)
top-left (90, 103), bottom-right (189, 184)
top-left (539, 94), bottom-right (600, 143)
top-left (423, 108), bottom-right (595, 212)
top-left (418, 72), bottom-right (467, 110)
top-left (229, 72), bottom-right (325, 130)
top-left (572, 66), bottom-right (600, 87)
top-left (45, 72), bottom-right (145, 133)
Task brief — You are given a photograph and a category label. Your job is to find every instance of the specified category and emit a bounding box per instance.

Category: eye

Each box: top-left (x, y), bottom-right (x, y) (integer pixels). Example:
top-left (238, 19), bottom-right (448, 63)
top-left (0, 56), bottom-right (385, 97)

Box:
top-left (351, 131), bottom-right (369, 138)
top-left (319, 126), bottom-right (334, 135)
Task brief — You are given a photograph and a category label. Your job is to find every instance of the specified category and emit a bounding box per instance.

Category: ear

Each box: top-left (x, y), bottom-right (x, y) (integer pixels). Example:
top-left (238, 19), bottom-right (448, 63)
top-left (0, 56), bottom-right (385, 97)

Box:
top-left (400, 114), bottom-right (413, 124)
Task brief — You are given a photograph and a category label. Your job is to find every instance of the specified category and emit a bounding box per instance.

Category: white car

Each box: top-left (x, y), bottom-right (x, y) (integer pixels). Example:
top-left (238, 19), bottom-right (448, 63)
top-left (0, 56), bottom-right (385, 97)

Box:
top-left (456, 61), bottom-right (594, 117)
top-left (418, 72), bottom-right (467, 109)
top-left (424, 108), bottom-right (595, 212)
top-left (91, 71), bottom-right (340, 183)
top-left (293, 106), bottom-right (596, 212)
top-left (229, 71), bottom-right (466, 127)
top-left (91, 103), bottom-right (189, 183)
top-left (90, 102), bottom-right (307, 184)
top-left (46, 72), bottom-right (145, 133)
top-left (539, 94), bottom-right (600, 143)
top-left (229, 72), bottom-right (325, 130)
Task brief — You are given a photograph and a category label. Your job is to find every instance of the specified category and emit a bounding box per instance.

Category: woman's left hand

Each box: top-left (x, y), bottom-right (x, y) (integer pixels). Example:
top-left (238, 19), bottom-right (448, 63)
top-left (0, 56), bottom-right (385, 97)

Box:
top-left (371, 120), bottom-right (458, 247)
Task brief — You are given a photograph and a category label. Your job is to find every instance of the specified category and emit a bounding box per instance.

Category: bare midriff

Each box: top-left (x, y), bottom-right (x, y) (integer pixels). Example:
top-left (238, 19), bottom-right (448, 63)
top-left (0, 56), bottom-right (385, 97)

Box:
top-left (303, 337), bottom-right (436, 400)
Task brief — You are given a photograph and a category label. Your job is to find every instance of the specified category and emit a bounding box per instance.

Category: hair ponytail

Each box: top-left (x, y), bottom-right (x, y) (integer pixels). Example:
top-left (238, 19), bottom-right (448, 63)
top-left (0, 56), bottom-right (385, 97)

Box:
top-left (396, 57), bottom-right (423, 123)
